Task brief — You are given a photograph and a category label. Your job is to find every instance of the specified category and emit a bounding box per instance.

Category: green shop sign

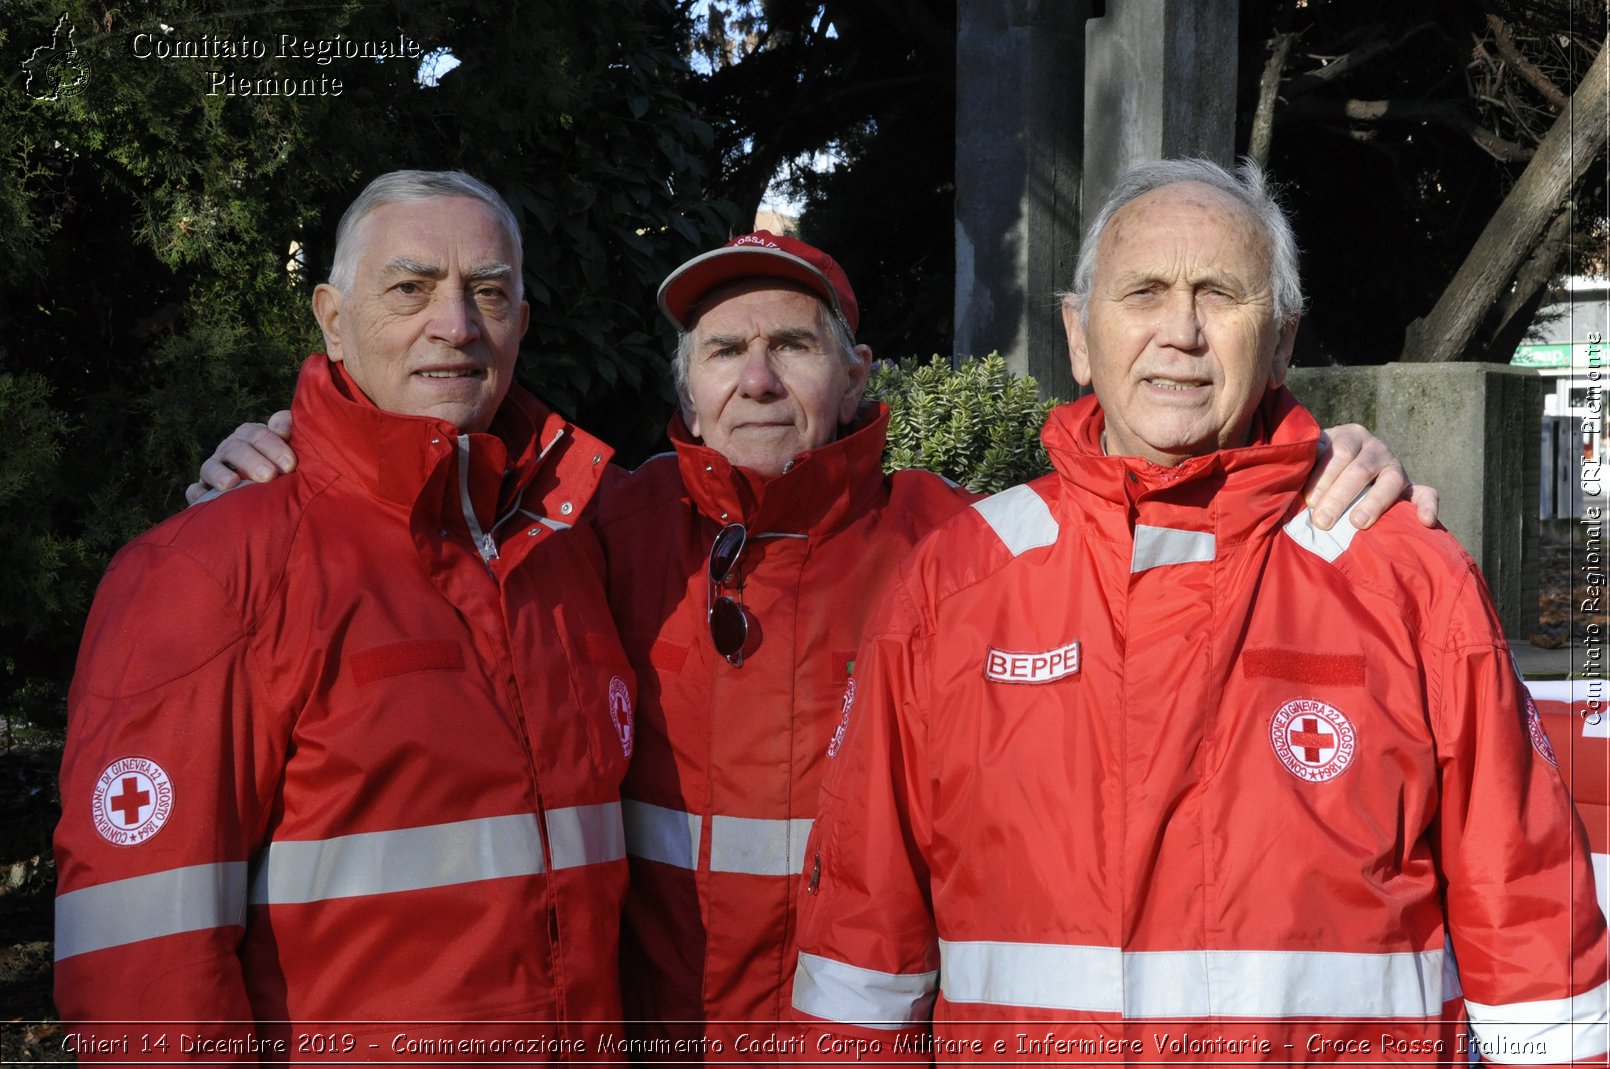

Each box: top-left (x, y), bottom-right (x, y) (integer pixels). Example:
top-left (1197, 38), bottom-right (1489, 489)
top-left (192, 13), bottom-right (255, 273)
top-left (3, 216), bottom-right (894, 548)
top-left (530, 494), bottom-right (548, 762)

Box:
top-left (1512, 342), bottom-right (1607, 369)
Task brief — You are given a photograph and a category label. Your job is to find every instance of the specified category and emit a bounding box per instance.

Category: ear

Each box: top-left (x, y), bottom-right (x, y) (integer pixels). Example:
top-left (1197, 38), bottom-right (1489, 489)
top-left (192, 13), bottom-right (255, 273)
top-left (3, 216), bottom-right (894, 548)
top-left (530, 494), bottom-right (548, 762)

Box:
top-left (312, 284), bottom-right (346, 362)
top-left (838, 343), bottom-right (874, 423)
top-left (685, 394), bottom-right (703, 440)
top-left (1063, 300), bottom-right (1093, 387)
top-left (1268, 317), bottom-right (1299, 390)
top-left (517, 299), bottom-right (531, 341)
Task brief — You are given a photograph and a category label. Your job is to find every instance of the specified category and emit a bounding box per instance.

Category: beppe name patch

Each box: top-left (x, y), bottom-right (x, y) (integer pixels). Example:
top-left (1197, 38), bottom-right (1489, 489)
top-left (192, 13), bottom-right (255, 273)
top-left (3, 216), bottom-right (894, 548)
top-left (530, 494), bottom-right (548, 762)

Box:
top-left (984, 640), bottom-right (1081, 684)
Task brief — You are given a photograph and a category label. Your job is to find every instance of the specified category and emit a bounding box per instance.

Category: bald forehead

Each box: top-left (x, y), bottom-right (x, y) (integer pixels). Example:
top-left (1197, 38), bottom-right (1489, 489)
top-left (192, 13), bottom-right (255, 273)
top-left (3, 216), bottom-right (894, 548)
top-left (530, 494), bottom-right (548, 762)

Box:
top-left (1104, 182), bottom-right (1270, 260)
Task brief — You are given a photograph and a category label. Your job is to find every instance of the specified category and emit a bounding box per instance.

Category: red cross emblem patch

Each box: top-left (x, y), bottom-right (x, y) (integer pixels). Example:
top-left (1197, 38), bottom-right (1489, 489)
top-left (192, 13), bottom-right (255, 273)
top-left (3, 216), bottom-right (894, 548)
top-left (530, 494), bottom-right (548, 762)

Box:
top-left (609, 675), bottom-right (634, 759)
top-left (1269, 699), bottom-right (1357, 782)
top-left (91, 756), bottom-right (174, 845)
top-left (1524, 690), bottom-right (1559, 767)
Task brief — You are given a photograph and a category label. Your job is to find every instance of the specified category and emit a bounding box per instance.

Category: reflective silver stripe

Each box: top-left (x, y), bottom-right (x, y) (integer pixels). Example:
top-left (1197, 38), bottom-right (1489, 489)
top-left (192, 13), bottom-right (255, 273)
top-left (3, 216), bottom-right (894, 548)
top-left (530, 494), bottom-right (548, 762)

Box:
top-left (249, 813), bottom-right (544, 905)
top-left (1131, 525), bottom-right (1215, 573)
top-left (546, 802), bottom-right (626, 870)
top-left (55, 861), bottom-right (247, 961)
top-left (973, 484), bottom-right (1059, 558)
top-left (1465, 981), bottom-right (1610, 1063)
top-left (710, 815), bottom-right (813, 876)
top-left (938, 940), bottom-right (1447, 1017)
top-left (1281, 490), bottom-right (1367, 563)
top-left (623, 799), bottom-right (701, 870)
top-left (623, 802), bottom-right (812, 877)
top-left (793, 951), bottom-right (938, 1029)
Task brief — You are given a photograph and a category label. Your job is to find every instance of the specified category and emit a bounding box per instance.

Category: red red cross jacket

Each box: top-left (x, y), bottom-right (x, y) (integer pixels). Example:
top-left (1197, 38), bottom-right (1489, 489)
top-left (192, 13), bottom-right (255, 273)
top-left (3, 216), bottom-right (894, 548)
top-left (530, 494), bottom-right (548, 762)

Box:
top-left (54, 356), bottom-right (633, 1061)
top-left (592, 407), bottom-right (974, 1053)
top-left (792, 390), bottom-right (1610, 1064)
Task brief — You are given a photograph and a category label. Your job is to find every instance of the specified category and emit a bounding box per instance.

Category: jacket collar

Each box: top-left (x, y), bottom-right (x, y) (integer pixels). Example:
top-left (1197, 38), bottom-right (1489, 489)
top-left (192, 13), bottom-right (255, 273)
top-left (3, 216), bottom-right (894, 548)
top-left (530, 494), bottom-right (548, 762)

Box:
top-left (290, 354), bottom-right (612, 530)
top-left (669, 404), bottom-right (890, 535)
top-left (1040, 387), bottom-right (1319, 546)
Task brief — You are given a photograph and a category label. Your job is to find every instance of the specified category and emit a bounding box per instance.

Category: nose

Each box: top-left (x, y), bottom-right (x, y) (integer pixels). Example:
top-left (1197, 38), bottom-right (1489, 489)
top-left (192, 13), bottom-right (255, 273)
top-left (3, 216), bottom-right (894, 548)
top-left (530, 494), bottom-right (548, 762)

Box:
top-left (736, 342), bottom-right (785, 398)
top-left (1157, 290), bottom-right (1205, 350)
top-left (427, 289), bottom-right (482, 348)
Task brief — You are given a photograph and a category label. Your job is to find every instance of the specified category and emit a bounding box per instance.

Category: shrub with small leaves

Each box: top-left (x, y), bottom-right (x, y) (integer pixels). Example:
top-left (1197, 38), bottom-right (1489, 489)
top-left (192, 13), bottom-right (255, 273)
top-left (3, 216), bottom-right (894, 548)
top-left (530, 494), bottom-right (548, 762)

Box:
top-left (867, 354), bottom-right (1060, 494)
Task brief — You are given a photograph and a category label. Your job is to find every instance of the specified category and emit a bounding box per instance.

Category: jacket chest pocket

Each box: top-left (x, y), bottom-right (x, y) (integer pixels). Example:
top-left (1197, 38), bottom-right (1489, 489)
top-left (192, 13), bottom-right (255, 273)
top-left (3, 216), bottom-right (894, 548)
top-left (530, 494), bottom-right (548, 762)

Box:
top-left (561, 632), bottom-right (637, 785)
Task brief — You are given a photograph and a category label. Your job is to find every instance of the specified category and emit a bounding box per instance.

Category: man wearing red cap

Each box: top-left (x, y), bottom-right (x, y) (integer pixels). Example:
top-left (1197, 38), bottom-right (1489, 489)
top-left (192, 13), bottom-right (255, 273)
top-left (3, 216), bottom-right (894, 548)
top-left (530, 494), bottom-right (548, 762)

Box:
top-left (189, 229), bottom-right (1435, 1055)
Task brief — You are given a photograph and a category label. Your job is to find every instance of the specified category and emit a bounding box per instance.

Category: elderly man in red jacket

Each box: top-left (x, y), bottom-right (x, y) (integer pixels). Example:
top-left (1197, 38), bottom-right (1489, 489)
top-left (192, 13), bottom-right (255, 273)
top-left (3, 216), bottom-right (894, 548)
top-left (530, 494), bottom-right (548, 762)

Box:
top-left (792, 158), bottom-right (1608, 1064)
top-left (189, 224), bottom-right (1435, 1057)
top-left (56, 171), bottom-right (632, 1061)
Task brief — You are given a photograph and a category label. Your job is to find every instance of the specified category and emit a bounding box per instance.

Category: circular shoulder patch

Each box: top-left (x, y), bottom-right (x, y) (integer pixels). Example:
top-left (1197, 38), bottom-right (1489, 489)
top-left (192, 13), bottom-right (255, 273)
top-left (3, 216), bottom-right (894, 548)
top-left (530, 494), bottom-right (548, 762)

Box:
top-left (608, 675), bottom-right (634, 759)
top-left (1269, 699), bottom-right (1357, 783)
top-left (92, 757), bottom-right (174, 845)
top-left (1524, 691), bottom-right (1559, 767)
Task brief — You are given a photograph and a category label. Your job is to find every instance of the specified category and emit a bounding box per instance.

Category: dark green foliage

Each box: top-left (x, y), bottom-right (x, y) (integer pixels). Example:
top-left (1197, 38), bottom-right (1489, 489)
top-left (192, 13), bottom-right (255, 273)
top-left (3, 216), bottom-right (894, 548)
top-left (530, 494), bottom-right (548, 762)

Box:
top-left (0, 0), bottom-right (730, 733)
top-left (868, 354), bottom-right (1056, 494)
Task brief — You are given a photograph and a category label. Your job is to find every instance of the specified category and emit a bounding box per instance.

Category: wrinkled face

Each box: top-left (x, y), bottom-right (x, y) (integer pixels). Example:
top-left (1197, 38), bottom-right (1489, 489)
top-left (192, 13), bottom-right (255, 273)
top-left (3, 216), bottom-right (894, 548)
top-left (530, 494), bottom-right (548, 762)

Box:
top-left (312, 196), bottom-right (529, 433)
top-left (1066, 182), bottom-right (1296, 466)
top-left (684, 281), bottom-right (870, 476)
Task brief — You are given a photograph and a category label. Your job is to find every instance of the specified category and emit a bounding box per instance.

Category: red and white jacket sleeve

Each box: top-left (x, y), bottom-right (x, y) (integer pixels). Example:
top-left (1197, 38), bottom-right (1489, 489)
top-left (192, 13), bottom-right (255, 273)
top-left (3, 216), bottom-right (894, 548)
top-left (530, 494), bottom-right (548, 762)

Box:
top-left (1431, 566), bottom-right (1610, 1064)
top-left (54, 540), bottom-right (287, 1060)
top-left (791, 575), bottom-right (938, 1055)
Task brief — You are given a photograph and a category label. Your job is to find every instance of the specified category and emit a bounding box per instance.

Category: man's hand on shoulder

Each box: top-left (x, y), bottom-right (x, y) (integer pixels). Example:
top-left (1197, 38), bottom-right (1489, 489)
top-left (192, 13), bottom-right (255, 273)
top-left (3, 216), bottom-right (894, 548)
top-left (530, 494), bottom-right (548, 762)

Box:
top-left (1307, 424), bottom-right (1440, 532)
top-left (186, 409), bottom-right (296, 505)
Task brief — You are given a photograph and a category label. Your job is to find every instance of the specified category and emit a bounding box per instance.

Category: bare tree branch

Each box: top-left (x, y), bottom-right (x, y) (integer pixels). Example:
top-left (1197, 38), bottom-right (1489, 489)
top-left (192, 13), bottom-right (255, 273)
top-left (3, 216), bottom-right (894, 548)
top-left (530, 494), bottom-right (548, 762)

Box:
top-left (1401, 35), bottom-right (1610, 362)
top-left (1281, 23), bottom-right (1439, 101)
top-left (1283, 96), bottom-right (1535, 161)
top-left (1487, 12), bottom-right (1570, 109)
top-left (1250, 31), bottom-right (1297, 167)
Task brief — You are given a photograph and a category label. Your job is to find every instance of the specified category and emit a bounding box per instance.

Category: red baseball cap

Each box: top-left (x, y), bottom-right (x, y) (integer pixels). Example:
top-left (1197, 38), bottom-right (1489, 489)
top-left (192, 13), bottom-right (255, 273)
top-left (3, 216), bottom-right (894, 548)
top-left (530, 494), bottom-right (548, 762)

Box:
top-left (657, 230), bottom-right (860, 335)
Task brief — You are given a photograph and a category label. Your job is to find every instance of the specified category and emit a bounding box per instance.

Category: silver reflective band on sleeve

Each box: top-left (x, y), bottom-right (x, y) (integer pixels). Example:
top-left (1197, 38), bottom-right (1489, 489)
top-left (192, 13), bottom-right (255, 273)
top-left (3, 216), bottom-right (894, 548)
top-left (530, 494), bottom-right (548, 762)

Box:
top-left (1281, 489), bottom-right (1367, 563)
top-left (55, 861), bottom-right (247, 961)
top-left (546, 802), bottom-right (626, 870)
top-left (793, 951), bottom-right (938, 1029)
top-left (1465, 981), bottom-right (1610, 1063)
top-left (938, 940), bottom-right (1448, 1017)
top-left (973, 484), bottom-right (1059, 558)
top-left (623, 799), bottom-right (701, 870)
top-left (1131, 525), bottom-right (1216, 573)
top-left (249, 813), bottom-right (544, 904)
top-left (710, 815), bottom-right (813, 876)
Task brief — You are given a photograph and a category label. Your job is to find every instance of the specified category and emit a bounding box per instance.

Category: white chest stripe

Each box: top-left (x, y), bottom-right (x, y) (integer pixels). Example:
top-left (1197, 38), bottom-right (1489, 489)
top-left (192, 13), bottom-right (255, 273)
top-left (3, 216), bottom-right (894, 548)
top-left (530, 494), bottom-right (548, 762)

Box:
top-left (622, 799), bottom-right (701, 869)
top-left (250, 805), bottom-right (623, 906)
top-left (55, 861), bottom-right (247, 961)
top-left (623, 800), bottom-right (811, 877)
top-left (940, 940), bottom-right (1449, 1017)
top-left (973, 484), bottom-right (1059, 558)
top-left (796, 940), bottom-right (1456, 1022)
top-left (710, 815), bottom-right (813, 876)
top-left (1131, 525), bottom-right (1216, 573)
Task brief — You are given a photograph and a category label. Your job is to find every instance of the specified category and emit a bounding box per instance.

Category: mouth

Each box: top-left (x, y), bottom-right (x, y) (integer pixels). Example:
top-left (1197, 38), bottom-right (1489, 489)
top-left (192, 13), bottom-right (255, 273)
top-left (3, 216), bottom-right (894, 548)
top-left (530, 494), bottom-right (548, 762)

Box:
top-left (1143, 376), bottom-right (1209, 392)
top-left (414, 366), bottom-right (487, 381)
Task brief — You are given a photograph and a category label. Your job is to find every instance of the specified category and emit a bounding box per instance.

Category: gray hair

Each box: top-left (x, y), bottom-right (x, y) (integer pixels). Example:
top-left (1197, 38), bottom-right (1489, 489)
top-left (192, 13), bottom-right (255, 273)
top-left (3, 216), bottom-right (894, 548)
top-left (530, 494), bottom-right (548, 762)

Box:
top-left (672, 296), bottom-right (860, 409)
top-left (1065, 157), bottom-right (1305, 327)
top-left (326, 170), bottom-right (523, 296)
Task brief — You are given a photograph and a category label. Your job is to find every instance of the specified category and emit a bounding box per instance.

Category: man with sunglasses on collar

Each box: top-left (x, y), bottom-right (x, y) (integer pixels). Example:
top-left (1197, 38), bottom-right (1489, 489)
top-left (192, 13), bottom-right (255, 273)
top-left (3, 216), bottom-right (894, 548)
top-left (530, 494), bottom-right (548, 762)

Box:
top-left (189, 231), bottom-right (1437, 1053)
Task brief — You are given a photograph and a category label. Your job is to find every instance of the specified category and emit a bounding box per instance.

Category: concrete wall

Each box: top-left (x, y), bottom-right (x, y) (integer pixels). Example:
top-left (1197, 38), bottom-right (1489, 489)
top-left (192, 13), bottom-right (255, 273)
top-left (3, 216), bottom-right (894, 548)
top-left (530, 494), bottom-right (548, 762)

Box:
top-left (1288, 364), bottom-right (1541, 638)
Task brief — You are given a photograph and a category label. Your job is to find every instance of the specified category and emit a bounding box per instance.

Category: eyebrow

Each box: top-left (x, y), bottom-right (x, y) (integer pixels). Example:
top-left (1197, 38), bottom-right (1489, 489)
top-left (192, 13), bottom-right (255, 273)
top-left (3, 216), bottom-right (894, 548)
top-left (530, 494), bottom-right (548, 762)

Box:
top-left (703, 326), bottom-right (821, 347)
top-left (381, 258), bottom-right (516, 284)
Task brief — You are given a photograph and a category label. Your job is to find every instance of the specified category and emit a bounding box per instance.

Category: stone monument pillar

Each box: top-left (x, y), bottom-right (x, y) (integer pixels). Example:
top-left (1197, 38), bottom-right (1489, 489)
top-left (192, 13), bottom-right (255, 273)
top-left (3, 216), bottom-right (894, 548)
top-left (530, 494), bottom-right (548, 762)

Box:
top-left (953, 0), bottom-right (1090, 401)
